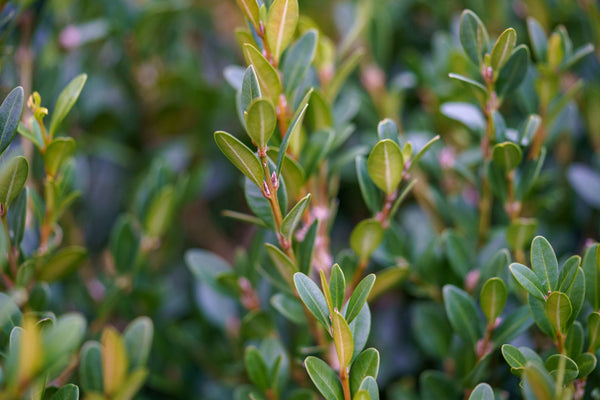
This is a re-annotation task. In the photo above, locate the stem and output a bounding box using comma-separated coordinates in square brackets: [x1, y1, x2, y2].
[341, 369, 351, 400]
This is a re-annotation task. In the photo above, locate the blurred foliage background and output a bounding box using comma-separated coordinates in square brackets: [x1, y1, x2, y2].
[1, 0, 600, 398]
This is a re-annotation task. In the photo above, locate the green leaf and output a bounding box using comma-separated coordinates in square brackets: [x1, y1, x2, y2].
[480, 277, 507, 322]
[442, 285, 483, 345]
[368, 265, 409, 302]
[270, 293, 306, 324]
[243, 44, 282, 104]
[144, 185, 176, 238]
[522, 362, 555, 400]
[332, 310, 353, 370]
[0, 156, 28, 208]
[501, 344, 527, 370]
[575, 352, 596, 378]
[509, 262, 546, 300]
[330, 264, 346, 311]
[468, 383, 494, 400]
[265, 243, 297, 285]
[245, 98, 277, 148]
[448, 73, 486, 95]
[355, 156, 382, 214]
[558, 255, 580, 292]
[350, 219, 383, 262]
[358, 376, 378, 400]
[565, 321, 584, 359]
[214, 130, 263, 187]
[367, 139, 403, 195]
[529, 295, 554, 336]
[240, 66, 262, 117]
[345, 274, 375, 324]
[305, 356, 344, 400]
[7, 188, 27, 246]
[588, 312, 600, 352]
[459, 10, 489, 66]
[236, 0, 260, 29]
[492, 306, 533, 347]
[44, 137, 76, 177]
[545, 354, 578, 383]
[496, 45, 530, 97]
[293, 273, 330, 329]
[113, 368, 148, 400]
[491, 28, 516, 71]
[266, 0, 299, 63]
[327, 48, 363, 102]
[280, 193, 311, 239]
[561, 43, 594, 71]
[38, 246, 87, 282]
[527, 18, 547, 61]
[582, 243, 600, 310]
[80, 341, 103, 393]
[491, 142, 522, 172]
[519, 114, 542, 146]
[0, 86, 24, 155]
[49, 74, 87, 138]
[268, 148, 305, 199]
[44, 313, 87, 370]
[349, 348, 379, 396]
[352, 390, 370, 400]
[349, 304, 371, 357]
[530, 236, 559, 292]
[282, 30, 318, 97]
[109, 214, 140, 274]
[409, 135, 441, 170]
[276, 90, 310, 176]
[545, 291, 571, 336]
[565, 268, 584, 331]
[506, 218, 537, 251]
[123, 316, 153, 371]
[412, 302, 451, 358]
[245, 346, 271, 392]
[444, 230, 471, 279]
[17, 121, 43, 149]
[49, 384, 79, 400]
[377, 119, 399, 142]
[298, 221, 317, 274]
[440, 102, 485, 131]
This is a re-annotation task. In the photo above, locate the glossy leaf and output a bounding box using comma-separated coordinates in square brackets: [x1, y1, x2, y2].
[214, 130, 263, 187]
[459, 10, 489, 65]
[265, 243, 297, 284]
[293, 273, 330, 329]
[345, 274, 375, 324]
[245, 98, 277, 148]
[280, 193, 311, 239]
[0, 156, 28, 208]
[545, 291, 571, 335]
[243, 44, 282, 104]
[367, 139, 403, 195]
[350, 219, 383, 262]
[49, 74, 87, 138]
[305, 356, 344, 400]
[491, 28, 516, 71]
[282, 30, 317, 97]
[468, 383, 494, 400]
[480, 277, 507, 322]
[349, 348, 379, 396]
[332, 310, 353, 370]
[509, 262, 546, 300]
[236, 0, 260, 29]
[266, 0, 299, 63]
[491, 142, 522, 172]
[101, 327, 128, 397]
[443, 285, 483, 345]
[496, 45, 530, 97]
[530, 236, 559, 292]
[0, 86, 24, 155]
[245, 347, 271, 391]
[330, 264, 346, 311]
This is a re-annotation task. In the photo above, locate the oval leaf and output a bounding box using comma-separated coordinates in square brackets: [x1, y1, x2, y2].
[0, 86, 24, 155]
[545, 291, 572, 336]
[345, 274, 375, 324]
[305, 356, 344, 400]
[367, 139, 403, 195]
[0, 156, 28, 209]
[266, 0, 299, 64]
[491, 28, 516, 71]
[480, 277, 507, 322]
[49, 74, 87, 138]
[214, 130, 263, 187]
[293, 272, 330, 330]
[350, 219, 383, 262]
[280, 193, 311, 239]
[531, 236, 559, 292]
[245, 98, 277, 148]
[332, 310, 353, 370]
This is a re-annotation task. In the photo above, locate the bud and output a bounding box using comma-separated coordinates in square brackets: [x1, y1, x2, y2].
[262, 181, 271, 198]
[271, 171, 279, 190]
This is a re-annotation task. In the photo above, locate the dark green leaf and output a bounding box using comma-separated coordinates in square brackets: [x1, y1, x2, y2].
[293, 273, 330, 329]
[491, 142, 522, 172]
[545, 354, 578, 383]
[527, 18, 547, 61]
[123, 316, 153, 371]
[304, 356, 344, 400]
[442, 285, 483, 345]
[270, 293, 306, 324]
[0, 156, 28, 208]
[345, 274, 375, 324]
[459, 10, 489, 65]
[545, 291, 571, 336]
[480, 277, 507, 322]
[330, 264, 346, 311]
[80, 341, 103, 393]
[496, 45, 530, 97]
[0, 86, 24, 155]
[583, 243, 600, 309]
[38, 246, 87, 282]
[49, 74, 87, 138]
[355, 156, 382, 214]
[349, 348, 379, 396]
[245, 347, 271, 392]
[214, 130, 263, 188]
[509, 262, 546, 300]
[280, 193, 311, 239]
[530, 236, 559, 292]
[282, 30, 317, 97]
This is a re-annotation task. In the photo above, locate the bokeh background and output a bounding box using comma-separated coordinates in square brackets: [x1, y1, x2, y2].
[1, 0, 600, 398]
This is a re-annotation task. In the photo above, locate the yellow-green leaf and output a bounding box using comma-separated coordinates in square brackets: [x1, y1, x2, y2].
[491, 28, 517, 72]
[332, 310, 354, 371]
[0, 156, 28, 208]
[367, 139, 403, 195]
[266, 0, 299, 64]
[243, 43, 282, 104]
[102, 327, 128, 397]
